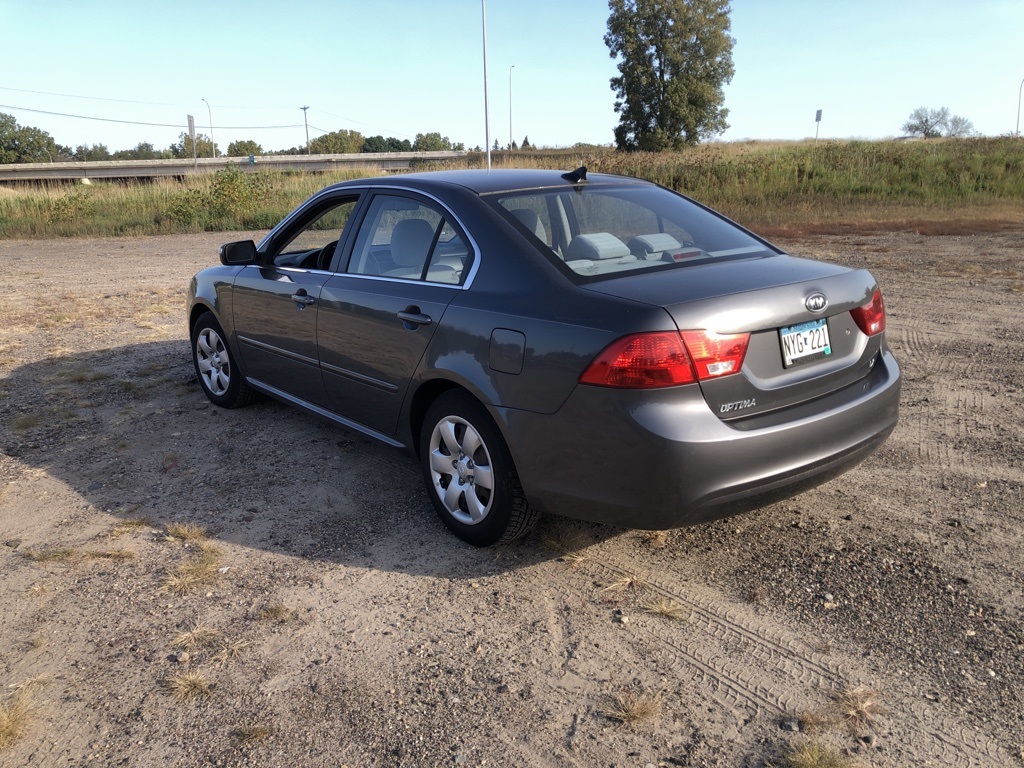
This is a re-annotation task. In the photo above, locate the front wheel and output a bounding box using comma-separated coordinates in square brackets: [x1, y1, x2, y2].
[420, 391, 539, 546]
[191, 312, 255, 408]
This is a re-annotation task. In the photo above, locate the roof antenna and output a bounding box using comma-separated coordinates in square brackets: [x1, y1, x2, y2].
[562, 166, 587, 183]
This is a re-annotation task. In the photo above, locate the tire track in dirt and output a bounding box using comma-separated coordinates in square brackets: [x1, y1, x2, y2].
[574, 550, 1016, 768]
[583, 558, 843, 712]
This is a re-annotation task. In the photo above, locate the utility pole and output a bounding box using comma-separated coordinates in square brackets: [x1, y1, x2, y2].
[301, 106, 311, 154]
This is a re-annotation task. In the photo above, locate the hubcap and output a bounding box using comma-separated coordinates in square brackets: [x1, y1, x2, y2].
[428, 415, 494, 526]
[196, 328, 231, 397]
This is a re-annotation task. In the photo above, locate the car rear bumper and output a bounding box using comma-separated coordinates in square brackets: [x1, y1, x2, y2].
[497, 349, 901, 529]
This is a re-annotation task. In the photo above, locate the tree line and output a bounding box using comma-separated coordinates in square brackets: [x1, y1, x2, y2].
[0, 113, 467, 164]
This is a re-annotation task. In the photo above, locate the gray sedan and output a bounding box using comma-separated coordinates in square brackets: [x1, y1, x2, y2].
[187, 168, 900, 546]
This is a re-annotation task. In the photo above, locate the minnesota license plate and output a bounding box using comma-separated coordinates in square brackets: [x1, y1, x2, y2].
[780, 318, 832, 367]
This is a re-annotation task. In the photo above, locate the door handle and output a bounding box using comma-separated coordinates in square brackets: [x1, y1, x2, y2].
[291, 293, 316, 306]
[397, 310, 432, 328]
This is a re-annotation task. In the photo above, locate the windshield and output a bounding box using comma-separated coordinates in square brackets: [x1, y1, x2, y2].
[489, 184, 776, 281]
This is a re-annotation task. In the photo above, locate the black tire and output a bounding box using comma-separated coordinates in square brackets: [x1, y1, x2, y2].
[191, 312, 255, 408]
[420, 391, 539, 546]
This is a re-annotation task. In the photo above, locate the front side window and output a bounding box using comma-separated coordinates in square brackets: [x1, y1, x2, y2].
[273, 198, 358, 269]
[347, 194, 470, 285]
[491, 185, 776, 281]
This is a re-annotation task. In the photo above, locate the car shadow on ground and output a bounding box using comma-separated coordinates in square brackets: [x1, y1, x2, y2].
[0, 341, 619, 578]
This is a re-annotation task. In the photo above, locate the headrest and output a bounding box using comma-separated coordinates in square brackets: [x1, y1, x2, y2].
[565, 233, 631, 261]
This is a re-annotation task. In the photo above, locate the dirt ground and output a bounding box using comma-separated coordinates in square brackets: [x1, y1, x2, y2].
[0, 229, 1021, 768]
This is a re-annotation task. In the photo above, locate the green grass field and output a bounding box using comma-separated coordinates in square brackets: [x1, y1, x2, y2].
[1, 138, 1022, 239]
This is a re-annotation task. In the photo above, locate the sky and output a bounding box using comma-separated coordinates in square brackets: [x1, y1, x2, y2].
[1, 0, 1022, 155]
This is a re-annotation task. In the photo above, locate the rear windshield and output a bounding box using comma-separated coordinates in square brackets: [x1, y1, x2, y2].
[488, 184, 776, 281]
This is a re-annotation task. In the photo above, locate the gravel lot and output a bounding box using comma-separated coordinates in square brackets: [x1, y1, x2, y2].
[0, 230, 1021, 767]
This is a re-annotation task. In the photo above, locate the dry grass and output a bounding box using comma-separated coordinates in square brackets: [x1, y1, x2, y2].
[258, 603, 293, 623]
[59, 368, 108, 383]
[163, 544, 223, 595]
[83, 549, 136, 562]
[6, 676, 51, 692]
[601, 574, 649, 594]
[164, 671, 212, 699]
[640, 597, 688, 621]
[233, 725, 272, 744]
[22, 546, 75, 563]
[171, 622, 218, 651]
[26, 582, 49, 597]
[638, 530, 670, 548]
[543, 529, 591, 557]
[212, 640, 251, 665]
[0, 694, 32, 749]
[768, 740, 862, 768]
[599, 690, 662, 725]
[10, 413, 42, 433]
[110, 517, 153, 537]
[834, 685, 886, 735]
[795, 709, 839, 735]
[164, 522, 209, 542]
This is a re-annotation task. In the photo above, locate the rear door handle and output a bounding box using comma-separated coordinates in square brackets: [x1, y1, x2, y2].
[291, 292, 316, 306]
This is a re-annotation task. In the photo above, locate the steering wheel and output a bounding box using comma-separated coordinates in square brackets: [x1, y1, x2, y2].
[316, 240, 339, 270]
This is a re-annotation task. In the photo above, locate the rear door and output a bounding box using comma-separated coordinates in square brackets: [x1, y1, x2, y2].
[316, 191, 472, 436]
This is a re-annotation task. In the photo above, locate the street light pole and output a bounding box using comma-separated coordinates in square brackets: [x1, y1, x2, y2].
[1017, 77, 1023, 137]
[482, 0, 491, 170]
[509, 64, 515, 150]
[201, 98, 214, 157]
[301, 106, 310, 154]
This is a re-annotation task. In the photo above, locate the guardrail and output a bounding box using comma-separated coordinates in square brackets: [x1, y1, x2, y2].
[0, 151, 468, 182]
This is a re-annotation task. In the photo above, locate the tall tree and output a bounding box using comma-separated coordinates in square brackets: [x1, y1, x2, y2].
[227, 139, 263, 156]
[74, 143, 111, 161]
[945, 114, 976, 138]
[414, 132, 456, 151]
[605, 0, 734, 151]
[170, 132, 217, 159]
[309, 129, 364, 154]
[112, 142, 163, 160]
[901, 107, 950, 139]
[0, 112, 65, 163]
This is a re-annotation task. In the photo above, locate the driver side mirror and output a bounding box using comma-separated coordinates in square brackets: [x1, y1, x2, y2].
[219, 240, 257, 265]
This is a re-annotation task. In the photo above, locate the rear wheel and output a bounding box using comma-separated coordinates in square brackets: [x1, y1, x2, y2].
[191, 312, 255, 408]
[420, 391, 539, 546]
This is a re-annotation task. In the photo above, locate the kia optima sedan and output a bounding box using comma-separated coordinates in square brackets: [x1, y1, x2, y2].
[187, 168, 900, 546]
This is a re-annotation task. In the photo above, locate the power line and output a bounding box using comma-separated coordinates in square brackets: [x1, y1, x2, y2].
[0, 85, 177, 106]
[0, 104, 303, 130]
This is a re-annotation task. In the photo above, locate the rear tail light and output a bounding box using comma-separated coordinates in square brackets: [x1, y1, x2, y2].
[680, 330, 750, 379]
[579, 330, 749, 389]
[850, 289, 886, 336]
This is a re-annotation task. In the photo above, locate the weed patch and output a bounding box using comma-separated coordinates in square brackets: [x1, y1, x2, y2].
[599, 690, 662, 726]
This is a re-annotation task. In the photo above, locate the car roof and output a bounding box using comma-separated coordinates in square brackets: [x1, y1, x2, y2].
[328, 168, 652, 196]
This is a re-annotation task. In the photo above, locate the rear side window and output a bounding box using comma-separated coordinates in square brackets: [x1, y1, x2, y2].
[347, 194, 471, 285]
[491, 185, 775, 281]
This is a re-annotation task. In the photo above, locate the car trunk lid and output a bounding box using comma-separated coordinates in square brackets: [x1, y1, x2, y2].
[583, 255, 884, 420]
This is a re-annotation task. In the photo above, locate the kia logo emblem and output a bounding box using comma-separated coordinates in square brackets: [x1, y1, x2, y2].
[805, 292, 828, 313]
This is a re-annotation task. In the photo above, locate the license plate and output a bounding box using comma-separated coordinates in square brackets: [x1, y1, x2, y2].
[780, 318, 832, 367]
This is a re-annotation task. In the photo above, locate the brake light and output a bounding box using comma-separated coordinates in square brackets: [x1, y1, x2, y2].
[579, 332, 696, 388]
[681, 330, 750, 379]
[579, 330, 750, 388]
[850, 289, 886, 336]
